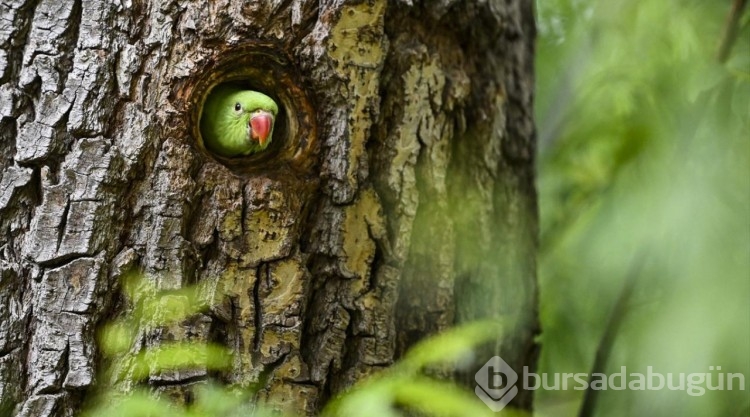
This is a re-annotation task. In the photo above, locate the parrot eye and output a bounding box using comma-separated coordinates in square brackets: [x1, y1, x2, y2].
[234, 102, 242, 112]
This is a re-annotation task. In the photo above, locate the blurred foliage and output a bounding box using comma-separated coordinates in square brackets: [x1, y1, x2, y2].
[82, 276, 507, 417]
[82, 275, 247, 417]
[322, 321, 512, 417]
[535, 0, 749, 416]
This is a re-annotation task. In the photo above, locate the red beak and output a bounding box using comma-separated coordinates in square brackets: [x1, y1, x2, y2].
[250, 112, 273, 146]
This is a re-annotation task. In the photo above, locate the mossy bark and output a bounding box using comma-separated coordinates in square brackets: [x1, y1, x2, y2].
[0, 0, 538, 415]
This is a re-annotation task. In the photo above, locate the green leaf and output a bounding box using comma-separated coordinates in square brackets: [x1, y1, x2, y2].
[396, 320, 503, 374]
[99, 321, 136, 355]
[323, 379, 399, 417]
[81, 391, 183, 417]
[116, 343, 232, 382]
[391, 376, 495, 417]
[185, 384, 253, 417]
[323, 321, 507, 417]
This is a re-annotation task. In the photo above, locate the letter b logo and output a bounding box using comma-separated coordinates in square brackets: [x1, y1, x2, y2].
[488, 366, 508, 389]
[475, 356, 518, 412]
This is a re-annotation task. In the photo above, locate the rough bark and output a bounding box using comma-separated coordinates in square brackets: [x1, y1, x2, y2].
[0, 0, 538, 415]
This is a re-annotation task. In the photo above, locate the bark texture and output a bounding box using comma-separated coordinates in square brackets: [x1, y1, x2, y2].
[0, 0, 538, 415]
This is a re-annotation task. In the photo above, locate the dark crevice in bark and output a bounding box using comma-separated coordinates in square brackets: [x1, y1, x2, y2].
[0, 119, 18, 174]
[317, 344, 338, 409]
[240, 189, 248, 236]
[54, 198, 70, 253]
[36, 253, 90, 270]
[1, 0, 39, 86]
[56, 0, 83, 93]
[197, 228, 220, 269]
[333, 303, 361, 389]
[15, 303, 33, 403]
[365, 236, 384, 293]
[0, 346, 19, 359]
[57, 342, 71, 393]
[55, 108, 75, 156]
[149, 374, 207, 387]
[251, 264, 264, 353]
[254, 350, 291, 397]
[206, 316, 230, 385]
[290, 3, 320, 48]
[18, 65, 41, 107]
[27, 166, 42, 209]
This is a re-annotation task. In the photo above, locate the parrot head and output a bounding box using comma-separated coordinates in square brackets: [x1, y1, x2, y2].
[234, 91, 278, 148]
[200, 86, 280, 157]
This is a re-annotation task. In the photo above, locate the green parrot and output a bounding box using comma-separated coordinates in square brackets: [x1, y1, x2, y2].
[200, 85, 279, 157]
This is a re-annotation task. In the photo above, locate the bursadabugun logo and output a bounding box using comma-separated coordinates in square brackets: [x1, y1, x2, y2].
[474, 356, 519, 412]
[475, 356, 748, 412]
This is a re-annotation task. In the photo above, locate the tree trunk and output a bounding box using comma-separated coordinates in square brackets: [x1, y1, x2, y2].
[0, 0, 538, 415]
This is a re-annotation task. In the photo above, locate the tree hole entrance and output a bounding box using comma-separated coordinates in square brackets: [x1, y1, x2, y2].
[182, 43, 318, 177]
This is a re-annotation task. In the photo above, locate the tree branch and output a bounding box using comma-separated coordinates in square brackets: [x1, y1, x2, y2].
[717, 0, 748, 63]
[578, 254, 645, 417]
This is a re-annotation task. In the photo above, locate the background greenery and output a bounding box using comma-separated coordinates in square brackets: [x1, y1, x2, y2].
[535, 0, 749, 416]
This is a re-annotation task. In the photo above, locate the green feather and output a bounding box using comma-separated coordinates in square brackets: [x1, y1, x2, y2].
[200, 85, 279, 157]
